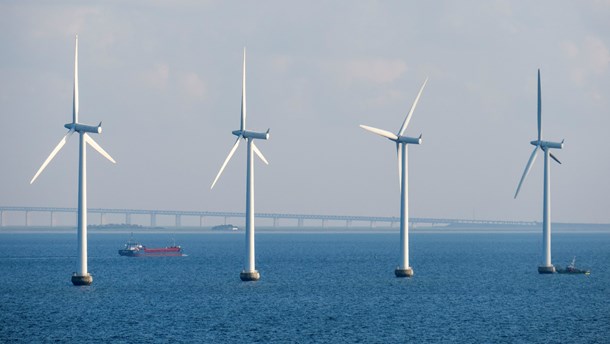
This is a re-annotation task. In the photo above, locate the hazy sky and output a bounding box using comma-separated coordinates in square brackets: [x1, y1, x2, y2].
[1, 1, 609, 224]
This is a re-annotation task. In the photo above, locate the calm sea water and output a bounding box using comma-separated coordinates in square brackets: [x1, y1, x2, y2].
[0, 231, 608, 343]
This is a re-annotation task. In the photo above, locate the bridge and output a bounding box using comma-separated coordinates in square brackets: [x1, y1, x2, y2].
[0, 206, 536, 228]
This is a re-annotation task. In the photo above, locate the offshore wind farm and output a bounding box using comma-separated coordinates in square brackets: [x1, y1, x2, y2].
[2, 2, 610, 343]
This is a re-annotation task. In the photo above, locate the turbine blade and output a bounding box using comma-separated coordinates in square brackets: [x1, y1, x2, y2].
[30, 130, 74, 184]
[211, 137, 241, 189]
[359, 125, 398, 140]
[537, 69, 541, 141]
[241, 47, 246, 132]
[550, 152, 561, 164]
[73, 34, 79, 124]
[514, 146, 539, 199]
[85, 134, 116, 163]
[252, 142, 269, 165]
[397, 142, 402, 189]
[399, 77, 428, 136]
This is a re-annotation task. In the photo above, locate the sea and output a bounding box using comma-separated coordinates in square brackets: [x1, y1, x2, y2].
[0, 230, 608, 343]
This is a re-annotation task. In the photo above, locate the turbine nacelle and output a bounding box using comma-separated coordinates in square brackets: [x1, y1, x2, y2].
[65, 122, 102, 134]
[530, 140, 563, 150]
[232, 129, 270, 140]
[395, 135, 422, 145]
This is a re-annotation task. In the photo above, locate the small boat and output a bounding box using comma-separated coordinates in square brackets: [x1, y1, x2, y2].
[118, 237, 184, 257]
[556, 257, 590, 275]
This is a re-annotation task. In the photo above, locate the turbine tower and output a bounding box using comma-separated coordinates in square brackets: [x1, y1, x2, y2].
[514, 69, 563, 274]
[360, 78, 428, 278]
[211, 48, 270, 282]
[30, 35, 116, 286]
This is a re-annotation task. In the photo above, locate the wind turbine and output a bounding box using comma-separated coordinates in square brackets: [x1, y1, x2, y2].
[514, 69, 563, 274]
[30, 35, 116, 286]
[211, 48, 270, 282]
[360, 78, 428, 278]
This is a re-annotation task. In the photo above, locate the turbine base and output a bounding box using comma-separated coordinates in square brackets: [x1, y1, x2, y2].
[395, 267, 414, 278]
[538, 265, 556, 274]
[71, 273, 93, 286]
[240, 270, 260, 282]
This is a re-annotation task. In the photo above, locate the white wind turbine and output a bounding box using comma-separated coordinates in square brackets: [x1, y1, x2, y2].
[514, 69, 563, 274]
[211, 48, 270, 281]
[360, 78, 428, 278]
[30, 35, 116, 286]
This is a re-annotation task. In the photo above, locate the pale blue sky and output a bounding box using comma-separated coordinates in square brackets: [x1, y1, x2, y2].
[1, 1, 609, 224]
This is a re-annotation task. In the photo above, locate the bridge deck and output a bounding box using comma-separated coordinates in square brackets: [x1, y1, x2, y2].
[0, 206, 537, 227]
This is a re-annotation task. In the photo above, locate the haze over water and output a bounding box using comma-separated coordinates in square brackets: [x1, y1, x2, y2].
[1, 230, 608, 343]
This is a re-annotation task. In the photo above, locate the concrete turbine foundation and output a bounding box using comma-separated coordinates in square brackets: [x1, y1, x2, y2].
[240, 270, 260, 281]
[71, 273, 93, 286]
[538, 265, 556, 274]
[395, 267, 414, 278]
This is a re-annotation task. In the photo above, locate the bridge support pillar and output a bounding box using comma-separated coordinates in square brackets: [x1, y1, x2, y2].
[50, 212, 55, 227]
[25, 211, 30, 227]
[346, 220, 352, 228]
[370, 221, 375, 228]
[100, 213, 106, 226]
[199, 216, 204, 228]
[273, 218, 278, 228]
[151, 213, 157, 227]
[322, 219, 326, 228]
[0, 210, 3, 227]
[126, 213, 131, 225]
[224, 216, 228, 225]
[176, 215, 181, 227]
[298, 218, 304, 227]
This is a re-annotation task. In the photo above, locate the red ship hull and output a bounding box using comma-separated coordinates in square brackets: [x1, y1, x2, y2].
[141, 247, 183, 256]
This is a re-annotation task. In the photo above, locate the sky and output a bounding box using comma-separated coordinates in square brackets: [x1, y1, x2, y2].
[1, 1, 609, 224]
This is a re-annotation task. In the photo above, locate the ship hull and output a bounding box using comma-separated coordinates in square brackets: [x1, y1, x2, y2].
[557, 268, 590, 275]
[119, 246, 183, 257]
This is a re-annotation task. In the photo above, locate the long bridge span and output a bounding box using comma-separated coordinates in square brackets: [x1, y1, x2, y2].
[0, 206, 536, 228]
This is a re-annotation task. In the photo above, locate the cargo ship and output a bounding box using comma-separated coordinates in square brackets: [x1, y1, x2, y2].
[118, 239, 184, 257]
